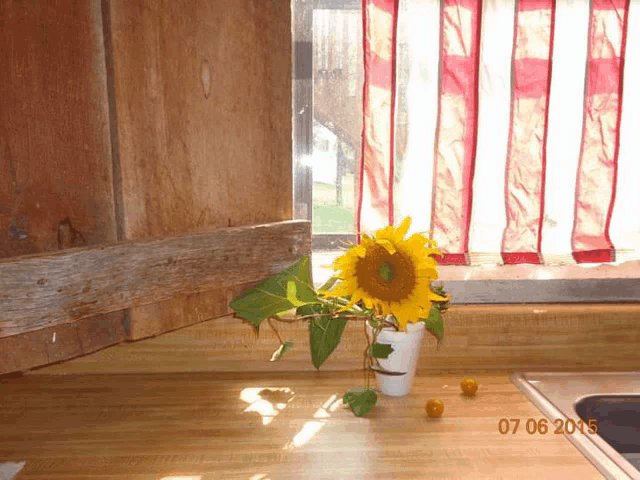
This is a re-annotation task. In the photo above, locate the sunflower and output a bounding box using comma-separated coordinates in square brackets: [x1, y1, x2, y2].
[320, 216, 448, 331]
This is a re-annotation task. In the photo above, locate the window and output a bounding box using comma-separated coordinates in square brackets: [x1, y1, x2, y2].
[292, 0, 640, 302]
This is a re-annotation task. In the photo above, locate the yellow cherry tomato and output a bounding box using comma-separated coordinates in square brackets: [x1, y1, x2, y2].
[426, 398, 445, 418]
[461, 377, 478, 396]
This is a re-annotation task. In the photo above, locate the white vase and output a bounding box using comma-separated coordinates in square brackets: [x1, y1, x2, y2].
[367, 319, 425, 397]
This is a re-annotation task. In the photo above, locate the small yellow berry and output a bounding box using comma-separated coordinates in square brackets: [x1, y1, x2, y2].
[426, 398, 445, 418]
[461, 377, 478, 396]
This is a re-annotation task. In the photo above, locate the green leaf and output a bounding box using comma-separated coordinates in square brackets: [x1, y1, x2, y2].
[422, 306, 444, 344]
[301, 303, 348, 369]
[286, 276, 320, 307]
[229, 256, 313, 329]
[270, 341, 294, 362]
[343, 388, 377, 417]
[369, 342, 393, 359]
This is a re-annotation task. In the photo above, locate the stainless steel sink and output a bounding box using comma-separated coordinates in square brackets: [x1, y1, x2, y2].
[511, 372, 640, 480]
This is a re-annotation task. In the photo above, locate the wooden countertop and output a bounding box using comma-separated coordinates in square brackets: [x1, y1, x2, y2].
[0, 371, 603, 479]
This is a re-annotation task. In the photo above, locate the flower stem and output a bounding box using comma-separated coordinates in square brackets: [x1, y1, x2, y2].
[294, 313, 374, 321]
[363, 318, 370, 389]
[268, 313, 370, 323]
[267, 317, 285, 345]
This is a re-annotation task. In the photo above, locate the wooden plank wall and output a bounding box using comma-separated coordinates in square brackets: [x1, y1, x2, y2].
[0, 0, 129, 372]
[0, 0, 294, 373]
[0, 0, 118, 258]
[109, 0, 292, 239]
[107, 0, 292, 340]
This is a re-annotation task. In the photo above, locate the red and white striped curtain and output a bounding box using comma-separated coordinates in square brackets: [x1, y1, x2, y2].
[357, 0, 640, 265]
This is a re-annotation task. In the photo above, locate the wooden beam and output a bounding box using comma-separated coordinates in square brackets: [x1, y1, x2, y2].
[0, 220, 311, 339]
[0, 311, 127, 374]
[124, 280, 263, 341]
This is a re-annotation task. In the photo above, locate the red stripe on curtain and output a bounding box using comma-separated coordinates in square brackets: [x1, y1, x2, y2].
[430, 0, 482, 265]
[571, 0, 629, 263]
[356, 0, 399, 243]
[501, 0, 555, 265]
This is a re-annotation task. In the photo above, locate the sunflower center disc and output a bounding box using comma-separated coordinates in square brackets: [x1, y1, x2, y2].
[354, 244, 417, 303]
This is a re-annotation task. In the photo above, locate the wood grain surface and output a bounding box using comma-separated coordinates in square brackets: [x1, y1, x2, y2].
[0, 220, 310, 339]
[0, 0, 296, 373]
[0, 312, 127, 374]
[108, 0, 292, 239]
[0, 0, 125, 374]
[0, 371, 603, 479]
[106, 0, 293, 346]
[125, 280, 262, 340]
[33, 304, 640, 374]
[0, 0, 117, 258]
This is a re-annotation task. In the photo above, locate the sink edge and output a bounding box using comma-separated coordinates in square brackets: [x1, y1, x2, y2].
[510, 372, 638, 480]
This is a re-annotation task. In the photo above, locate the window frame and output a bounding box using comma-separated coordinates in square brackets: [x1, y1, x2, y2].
[292, 0, 640, 304]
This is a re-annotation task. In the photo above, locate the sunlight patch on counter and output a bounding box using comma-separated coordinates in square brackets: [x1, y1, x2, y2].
[284, 394, 343, 450]
[240, 387, 295, 426]
[0, 462, 26, 480]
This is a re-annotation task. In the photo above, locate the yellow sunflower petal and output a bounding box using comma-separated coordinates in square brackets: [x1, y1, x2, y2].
[396, 216, 412, 240]
[352, 244, 368, 258]
[429, 291, 449, 302]
[393, 303, 420, 330]
[415, 266, 439, 280]
[361, 296, 374, 310]
[331, 255, 348, 268]
[405, 233, 428, 251]
[376, 239, 396, 255]
[420, 247, 443, 258]
[377, 300, 390, 315]
[374, 225, 395, 241]
[393, 309, 411, 331]
[349, 291, 364, 306]
[335, 296, 359, 313]
[412, 281, 433, 300]
[320, 281, 354, 298]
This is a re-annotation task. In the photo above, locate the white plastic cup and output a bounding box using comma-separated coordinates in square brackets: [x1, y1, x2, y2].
[367, 320, 425, 397]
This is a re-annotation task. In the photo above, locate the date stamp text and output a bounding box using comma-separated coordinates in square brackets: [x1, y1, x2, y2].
[498, 418, 598, 435]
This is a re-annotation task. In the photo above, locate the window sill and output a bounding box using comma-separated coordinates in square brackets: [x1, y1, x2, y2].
[312, 251, 640, 285]
[311, 251, 640, 304]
